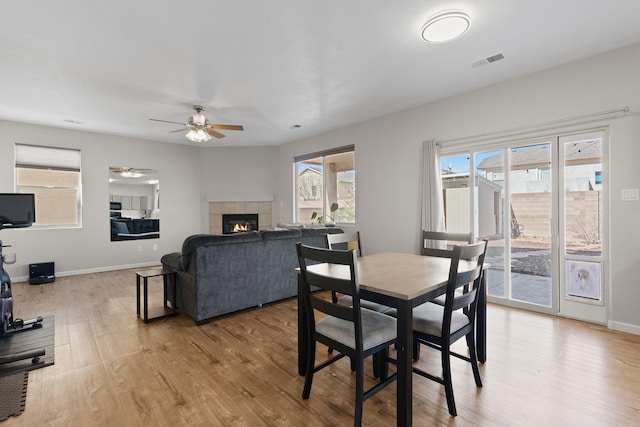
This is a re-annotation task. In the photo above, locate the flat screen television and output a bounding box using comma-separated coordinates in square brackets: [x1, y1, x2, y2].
[0, 193, 36, 228]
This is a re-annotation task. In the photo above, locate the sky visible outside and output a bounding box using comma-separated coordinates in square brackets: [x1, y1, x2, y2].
[441, 151, 500, 175]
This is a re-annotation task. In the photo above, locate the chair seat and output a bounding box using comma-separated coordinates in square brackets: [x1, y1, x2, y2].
[317, 308, 397, 350]
[337, 295, 395, 315]
[412, 302, 470, 337]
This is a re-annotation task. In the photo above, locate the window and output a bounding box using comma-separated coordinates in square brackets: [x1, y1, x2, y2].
[15, 144, 82, 228]
[295, 145, 355, 224]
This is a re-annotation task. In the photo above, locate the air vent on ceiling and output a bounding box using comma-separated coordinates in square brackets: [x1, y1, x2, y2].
[471, 53, 505, 69]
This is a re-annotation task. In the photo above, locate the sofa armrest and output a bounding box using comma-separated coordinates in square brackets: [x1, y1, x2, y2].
[161, 252, 183, 272]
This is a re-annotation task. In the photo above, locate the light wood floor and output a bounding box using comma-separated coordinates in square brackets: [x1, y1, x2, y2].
[4, 268, 640, 426]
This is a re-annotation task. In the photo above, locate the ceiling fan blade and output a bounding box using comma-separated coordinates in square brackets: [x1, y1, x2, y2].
[209, 124, 244, 131]
[149, 118, 187, 126]
[169, 127, 191, 133]
[207, 129, 226, 139]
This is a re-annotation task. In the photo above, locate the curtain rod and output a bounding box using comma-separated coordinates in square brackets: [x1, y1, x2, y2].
[437, 106, 631, 147]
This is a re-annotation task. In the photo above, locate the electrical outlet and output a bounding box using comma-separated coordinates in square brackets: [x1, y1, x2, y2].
[137, 245, 142, 252]
[153, 244, 158, 251]
[621, 188, 639, 201]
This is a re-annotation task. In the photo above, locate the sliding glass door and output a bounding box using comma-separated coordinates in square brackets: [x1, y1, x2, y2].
[559, 132, 606, 323]
[440, 129, 608, 322]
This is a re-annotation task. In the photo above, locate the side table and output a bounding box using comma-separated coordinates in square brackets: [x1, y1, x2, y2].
[136, 268, 178, 323]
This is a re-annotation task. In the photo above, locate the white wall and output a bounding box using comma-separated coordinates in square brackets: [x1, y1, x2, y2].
[196, 146, 279, 231]
[2, 42, 639, 331]
[0, 121, 202, 279]
[277, 43, 640, 331]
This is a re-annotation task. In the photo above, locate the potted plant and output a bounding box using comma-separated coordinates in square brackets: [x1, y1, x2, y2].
[310, 202, 338, 226]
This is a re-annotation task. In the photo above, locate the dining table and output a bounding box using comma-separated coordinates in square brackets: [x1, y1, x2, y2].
[296, 251, 487, 427]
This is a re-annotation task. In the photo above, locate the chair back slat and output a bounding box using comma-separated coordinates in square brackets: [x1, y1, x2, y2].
[326, 231, 362, 256]
[305, 270, 354, 295]
[311, 296, 355, 321]
[422, 230, 473, 257]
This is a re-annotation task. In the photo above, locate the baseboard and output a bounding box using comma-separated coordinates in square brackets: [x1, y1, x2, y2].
[12, 261, 161, 283]
[608, 320, 640, 336]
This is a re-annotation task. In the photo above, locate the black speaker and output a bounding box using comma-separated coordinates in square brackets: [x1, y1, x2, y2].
[29, 262, 55, 284]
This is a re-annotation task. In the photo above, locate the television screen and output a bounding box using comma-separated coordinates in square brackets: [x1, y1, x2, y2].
[0, 193, 36, 228]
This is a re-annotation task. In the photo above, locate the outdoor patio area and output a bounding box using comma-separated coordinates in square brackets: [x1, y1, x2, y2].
[485, 241, 552, 307]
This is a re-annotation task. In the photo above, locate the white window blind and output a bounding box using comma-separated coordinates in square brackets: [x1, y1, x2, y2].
[15, 144, 81, 171]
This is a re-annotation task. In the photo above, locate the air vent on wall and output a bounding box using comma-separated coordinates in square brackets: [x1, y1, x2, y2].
[471, 53, 505, 69]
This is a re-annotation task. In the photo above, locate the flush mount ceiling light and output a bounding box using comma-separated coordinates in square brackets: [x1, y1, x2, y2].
[421, 11, 470, 43]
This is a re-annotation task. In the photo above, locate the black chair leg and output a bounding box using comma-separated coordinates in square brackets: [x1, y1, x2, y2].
[372, 349, 389, 379]
[413, 336, 421, 361]
[441, 346, 457, 416]
[378, 347, 389, 380]
[466, 332, 483, 387]
[354, 358, 364, 427]
[303, 340, 316, 399]
[373, 352, 380, 378]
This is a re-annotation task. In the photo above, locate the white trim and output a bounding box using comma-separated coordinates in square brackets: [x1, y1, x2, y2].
[607, 320, 640, 336]
[11, 261, 160, 283]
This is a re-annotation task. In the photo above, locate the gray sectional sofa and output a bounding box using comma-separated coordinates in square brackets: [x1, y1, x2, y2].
[161, 227, 343, 324]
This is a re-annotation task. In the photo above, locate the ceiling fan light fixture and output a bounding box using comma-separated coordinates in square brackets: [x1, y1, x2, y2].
[121, 170, 142, 178]
[421, 11, 470, 43]
[186, 129, 212, 143]
[192, 112, 206, 126]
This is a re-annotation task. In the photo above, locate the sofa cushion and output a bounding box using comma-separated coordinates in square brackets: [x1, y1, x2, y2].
[260, 229, 302, 240]
[113, 221, 129, 234]
[180, 231, 263, 270]
[300, 227, 344, 238]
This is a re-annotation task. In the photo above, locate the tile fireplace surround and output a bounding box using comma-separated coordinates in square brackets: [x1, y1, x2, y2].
[209, 201, 272, 234]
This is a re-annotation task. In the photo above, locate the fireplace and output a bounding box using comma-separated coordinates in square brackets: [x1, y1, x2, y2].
[222, 213, 259, 234]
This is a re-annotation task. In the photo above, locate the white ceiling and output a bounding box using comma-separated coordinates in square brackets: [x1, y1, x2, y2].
[2, 1, 640, 147]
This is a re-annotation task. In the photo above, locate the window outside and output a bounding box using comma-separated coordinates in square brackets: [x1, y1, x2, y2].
[295, 148, 355, 224]
[15, 144, 82, 228]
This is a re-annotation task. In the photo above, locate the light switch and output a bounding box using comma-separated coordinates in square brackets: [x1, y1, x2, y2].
[621, 188, 639, 201]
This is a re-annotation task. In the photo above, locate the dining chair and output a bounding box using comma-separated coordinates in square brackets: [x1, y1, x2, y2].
[411, 240, 488, 417]
[326, 232, 392, 313]
[325, 231, 392, 378]
[296, 243, 398, 427]
[422, 231, 474, 306]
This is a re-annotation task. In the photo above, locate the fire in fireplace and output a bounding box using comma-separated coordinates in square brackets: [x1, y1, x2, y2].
[222, 213, 259, 234]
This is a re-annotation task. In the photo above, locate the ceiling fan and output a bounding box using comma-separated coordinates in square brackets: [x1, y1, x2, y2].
[149, 105, 244, 142]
